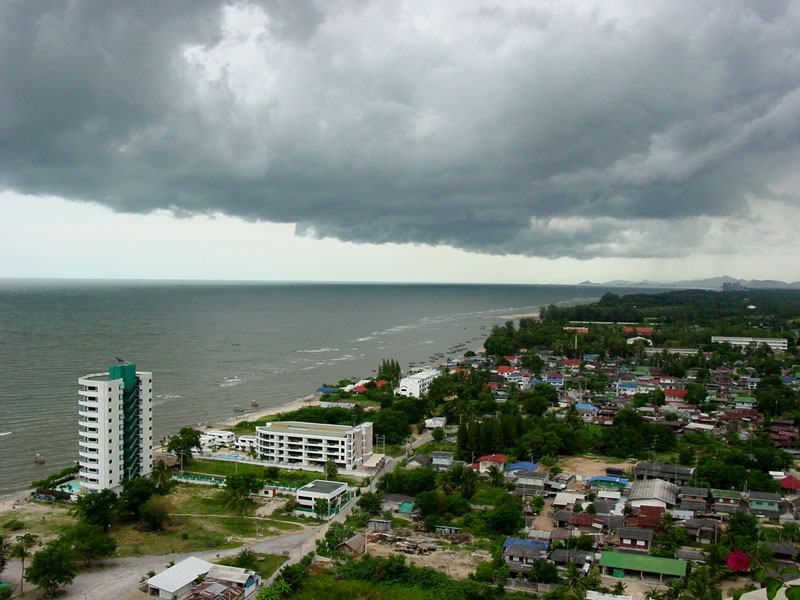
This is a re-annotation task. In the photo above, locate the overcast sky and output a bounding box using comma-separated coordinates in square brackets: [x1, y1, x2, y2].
[2, 0, 799, 284]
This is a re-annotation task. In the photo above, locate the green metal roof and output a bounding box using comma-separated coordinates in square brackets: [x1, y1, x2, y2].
[712, 489, 741, 499]
[398, 501, 415, 514]
[599, 552, 687, 577]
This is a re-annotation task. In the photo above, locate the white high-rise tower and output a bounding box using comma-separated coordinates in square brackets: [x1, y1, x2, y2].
[78, 362, 153, 492]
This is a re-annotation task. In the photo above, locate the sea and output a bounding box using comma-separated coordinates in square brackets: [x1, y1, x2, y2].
[0, 280, 655, 495]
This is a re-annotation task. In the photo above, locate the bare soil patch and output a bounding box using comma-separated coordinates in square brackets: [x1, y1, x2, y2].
[366, 541, 488, 579]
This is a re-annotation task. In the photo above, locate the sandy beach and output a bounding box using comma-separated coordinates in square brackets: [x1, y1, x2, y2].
[221, 394, 319, 427]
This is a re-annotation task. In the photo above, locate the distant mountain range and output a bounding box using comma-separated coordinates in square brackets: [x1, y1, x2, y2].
[578, 276, 800, 290]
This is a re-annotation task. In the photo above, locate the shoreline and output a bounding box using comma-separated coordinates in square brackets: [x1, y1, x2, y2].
[214, 394, 320, 428]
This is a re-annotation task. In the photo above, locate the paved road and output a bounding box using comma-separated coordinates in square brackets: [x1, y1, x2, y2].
[1, 433, 432, 599]
[1, 527, 318, 600]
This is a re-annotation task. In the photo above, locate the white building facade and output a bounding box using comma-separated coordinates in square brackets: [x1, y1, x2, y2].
[255, 421, 373, 470]
[396, 369, 442, 398]
[78, 363, 153, 492]
[295, 479, 349, 518]
[711, 336, 788, 351]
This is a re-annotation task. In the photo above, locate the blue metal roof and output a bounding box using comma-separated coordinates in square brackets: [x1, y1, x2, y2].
[316, 387, 340, 393]
[575, 403, 599, 412]
[589, 475, 629, 485]
[503, 537, 538, 548]
[507, 461, 538, 472]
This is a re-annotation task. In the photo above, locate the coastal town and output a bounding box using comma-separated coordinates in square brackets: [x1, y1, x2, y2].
[2, 289, 800, 600]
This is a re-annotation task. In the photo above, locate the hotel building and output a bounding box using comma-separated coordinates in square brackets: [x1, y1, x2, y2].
[255, 421, 373, 470]
[396, 369, 441, 398]
[78, 362, 153, 492]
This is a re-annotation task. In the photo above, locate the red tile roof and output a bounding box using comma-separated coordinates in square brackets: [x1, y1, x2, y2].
[477, 454, 507, 464]
[497, 365, 515, 374]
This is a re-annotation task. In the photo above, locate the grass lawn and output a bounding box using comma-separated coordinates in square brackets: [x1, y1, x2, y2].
[412, 441, 458, 456]
[169, 483, 258, 517]
[383, 444, 406, 457]
[216, 553, 288, 579]
[183, 459, 361, 487]
[0, 500, 76, 542]
[470, 483, 508, 507]
[292, 572, 433, 600]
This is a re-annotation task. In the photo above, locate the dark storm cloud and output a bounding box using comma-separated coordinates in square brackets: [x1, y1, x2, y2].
[1, 0, 800, 258]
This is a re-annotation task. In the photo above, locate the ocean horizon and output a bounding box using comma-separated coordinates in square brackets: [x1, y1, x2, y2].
[0, 279, 656, 494]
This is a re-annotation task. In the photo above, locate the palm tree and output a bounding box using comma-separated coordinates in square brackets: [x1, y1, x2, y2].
[486, 465, 504, 487]
[12, 533, 39, 594]
[150, 460, 173, 492]
[459, 467, 479, 499]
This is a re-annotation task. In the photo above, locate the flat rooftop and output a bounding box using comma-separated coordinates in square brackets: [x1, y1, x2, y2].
[298, 479, 349, 494]
[258, 421, 368, 438]
[80, 373, 111, 382]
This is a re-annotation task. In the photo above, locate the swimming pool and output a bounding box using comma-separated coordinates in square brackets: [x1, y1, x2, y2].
[214, 453, 245, 460]
[57, 480, 82, 493]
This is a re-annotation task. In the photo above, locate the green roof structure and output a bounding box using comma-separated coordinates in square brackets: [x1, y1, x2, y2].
[599, 552, 687, 578]
[712, 489, 742, 499]
[398, 501, 415, 514]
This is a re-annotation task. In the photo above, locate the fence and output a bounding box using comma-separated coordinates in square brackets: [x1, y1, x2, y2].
[171, 472, 310, 494]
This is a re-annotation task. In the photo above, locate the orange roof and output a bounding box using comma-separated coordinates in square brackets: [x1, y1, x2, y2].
[477, 454, 507, 464]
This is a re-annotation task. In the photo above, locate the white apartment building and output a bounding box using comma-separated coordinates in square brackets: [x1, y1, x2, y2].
[78, 362, 153, 492]
[396, 369, 442, 398]
[255, 421, 373, 470]
[711, 336, 788, 351]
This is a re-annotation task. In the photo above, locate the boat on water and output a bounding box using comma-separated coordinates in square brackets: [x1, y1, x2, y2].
[0, 431, 11, 437]
[233, 405, 244, 413]
[34, 453, 45, 464]
[251, 400, 259, 407]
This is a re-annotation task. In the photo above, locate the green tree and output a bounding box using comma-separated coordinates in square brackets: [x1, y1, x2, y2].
[0, 535, 9, 579]
[166, 427, 202, 466]
[224, 473, 261, 522]
[319, 522, 353, 556]
[140, 495, 171, 531]
[685, 383, 708, 406]
[235, 548, 259, 570]
[25, 540, 77, 597]
[683, 566, 721, 600]
[325, 460, 338, 480]
[488, 495, 524, 535]
[150, 460, 174, 492]
[119, 477, 158, 521]
[528, 560, 559, 583]
[12, 532, 39, 595]
[70, 489, 118, 531]
[356, 492, 382, 514]
[724, 512, 760, 551]
[63, 523, 117, 566]
[314, 498, 329, 519]
[432, 427, 445, 442]
[486, 465, 505, 487]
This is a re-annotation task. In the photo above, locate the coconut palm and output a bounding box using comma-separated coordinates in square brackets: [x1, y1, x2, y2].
[150, 460, 173, 492]
[13, 532, 39, 594]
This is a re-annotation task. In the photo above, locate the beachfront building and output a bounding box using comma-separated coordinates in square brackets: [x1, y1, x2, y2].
[78, 362, 153, 493]
[396, 369, 442, 398]
[255, 421, 373, 470]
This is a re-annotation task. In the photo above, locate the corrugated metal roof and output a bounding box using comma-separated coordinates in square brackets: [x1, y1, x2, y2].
[599, 551, 687, 576]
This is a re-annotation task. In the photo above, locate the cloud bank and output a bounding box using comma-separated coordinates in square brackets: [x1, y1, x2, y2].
[1, 0, 799, 259]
